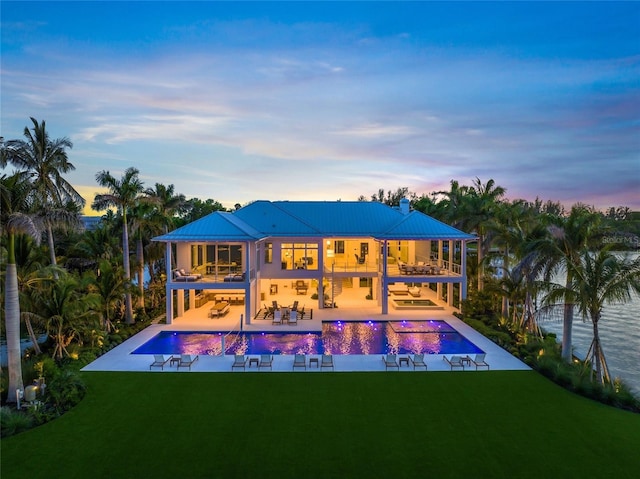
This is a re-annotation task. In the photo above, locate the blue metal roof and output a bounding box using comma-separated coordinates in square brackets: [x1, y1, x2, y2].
[383, 211, 476, 240]
[154, 200, 475, 242]
[153, 212, 261, 242]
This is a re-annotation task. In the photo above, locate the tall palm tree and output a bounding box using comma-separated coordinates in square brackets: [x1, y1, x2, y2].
[130, 201, 156, 310]
[543, 248, 640, 384]
[143, 183, 187, 282]
[459, 178, 506, 291]
[544, 205, 602, 361]
[0, 173, 40, 402]
[87, 259, 126, 332]
[4, 117, 84, 270]
[92, 167, 144, 324]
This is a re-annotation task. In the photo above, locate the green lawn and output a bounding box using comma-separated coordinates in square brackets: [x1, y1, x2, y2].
[2, 370, 639, 479]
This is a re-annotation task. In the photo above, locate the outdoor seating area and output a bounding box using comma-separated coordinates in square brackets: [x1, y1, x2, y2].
[383, 354, 399, 370]
[209, 301, 230, 318]
[173, 269, 201, 282]
[261, 300, 307, 324]
[398, 261, 445, 275]
[291, 280, 309, 295]
[150, 354, 200, 371]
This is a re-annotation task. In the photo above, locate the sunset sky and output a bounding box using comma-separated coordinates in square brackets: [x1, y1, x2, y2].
[2, 1, 639, 213]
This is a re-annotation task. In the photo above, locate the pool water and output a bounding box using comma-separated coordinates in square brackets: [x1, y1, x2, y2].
[132, 321, 484, 356]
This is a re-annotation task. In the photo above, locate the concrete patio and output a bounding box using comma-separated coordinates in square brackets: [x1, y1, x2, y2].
[82, 286, 530, 373]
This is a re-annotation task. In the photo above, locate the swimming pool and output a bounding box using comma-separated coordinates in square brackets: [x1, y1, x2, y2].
[132, 321, 484, 356]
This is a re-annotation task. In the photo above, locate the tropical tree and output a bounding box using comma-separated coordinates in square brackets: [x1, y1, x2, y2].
[87, 259, 126, 332]
[458, 178, 506, 291]
[92, 167, 144, 324]
[543, 204, 602, 361]
[143, 183, 187, 282]
[32, 274, 99, 359]
[0, 173, 40, 402]
[9, 234, 57, 355]
[542, 248, 640, 384]
[4, 117, 84, 270]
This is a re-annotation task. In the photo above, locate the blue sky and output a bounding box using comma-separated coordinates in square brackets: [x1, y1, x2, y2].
[2, 1, 639, 213]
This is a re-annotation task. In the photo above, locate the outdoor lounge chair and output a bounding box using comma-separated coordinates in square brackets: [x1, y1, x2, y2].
[288, 310, 298, 325]
[179, 268, 202, 279]
[173, 270, 199, 282]
[382, 354, 399, 370]
[272, 309, 283, 325]
[471, 353, 490, 370]
[443, 355, 465, 371]
[259, 354, 273, 370]
[321, 354, 334, 370]
[293, 354, 306, 370]
[232, 354, 247, 371]
[410, 353, 427, 370]
[150, 354, 171, 370]
[177, 354, 199, 371]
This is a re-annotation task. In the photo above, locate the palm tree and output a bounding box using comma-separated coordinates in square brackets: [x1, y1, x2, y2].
[459, 178, 506, 291]
[543, 248, 640, 384]
[92, 167, 144, 324]
[130, 201, 156, 310]
[9, 234, 58, 356]
[4, 118, 84, 270]
[143, 183, 187, 282]
[32, 274, 99, 359]
[0, 173, 40, 402]
[543, 205, 602, 361]
[87, 259, 126, 332]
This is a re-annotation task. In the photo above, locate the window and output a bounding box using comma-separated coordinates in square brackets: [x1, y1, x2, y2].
[334, 240, 345, 254]
[281, 243, 318, 270]
[265, 243, 273, 264]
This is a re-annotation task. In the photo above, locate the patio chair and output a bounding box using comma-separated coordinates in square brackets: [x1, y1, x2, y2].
[382, 354, 399, 371]
[410, 353, 427, 370]
[471, 353, 490, 370]
[150, 354, 171, 370]
[177, 354, 199, 371]
[443, 355, 465, 371]
[259, 354, 273, 370]
[321, 354, 334, 370]
[288, 310, 298, 325]
[293, 354, 306, 370]
[179, 268, 202, 279]
[272, 309, 283, 325]
[173, 270, 198, 282]
[232, 354, 247, 371]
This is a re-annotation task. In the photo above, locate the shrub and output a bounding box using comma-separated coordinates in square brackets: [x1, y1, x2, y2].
[0, 406, 33, 438]
[45, 370, 86, 414]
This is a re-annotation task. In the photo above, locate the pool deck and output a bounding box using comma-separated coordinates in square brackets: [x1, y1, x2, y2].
[82, 287, 530, 373]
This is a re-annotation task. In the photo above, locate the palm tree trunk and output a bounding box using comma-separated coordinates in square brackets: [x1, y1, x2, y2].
[24, 316, 42, 355]
[501, 252, 509, 318]
[589, 318, 611, 385]
[561, 272, 574, 362]
[122, 218, 134, 324]
[477, 234, 484, 291]
[136, 238, 145, 310]
[5, 261, 25, 403]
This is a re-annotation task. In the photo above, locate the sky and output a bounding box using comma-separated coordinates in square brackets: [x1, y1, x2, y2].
[2, 1, 639, 214]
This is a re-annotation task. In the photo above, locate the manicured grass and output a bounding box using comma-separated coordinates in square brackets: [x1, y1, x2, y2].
[2, 370, 639, 479]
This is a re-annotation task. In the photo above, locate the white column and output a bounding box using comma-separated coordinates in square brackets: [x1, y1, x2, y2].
[177, 289, 185, 317]
[188, 289, 196, 310]
[165, 243, 173, 324]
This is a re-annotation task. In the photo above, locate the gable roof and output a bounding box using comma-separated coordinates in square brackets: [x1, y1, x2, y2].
[153, 200, 475, 242]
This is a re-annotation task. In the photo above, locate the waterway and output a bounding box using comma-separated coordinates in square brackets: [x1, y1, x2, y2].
[540, 253, 640, 395]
